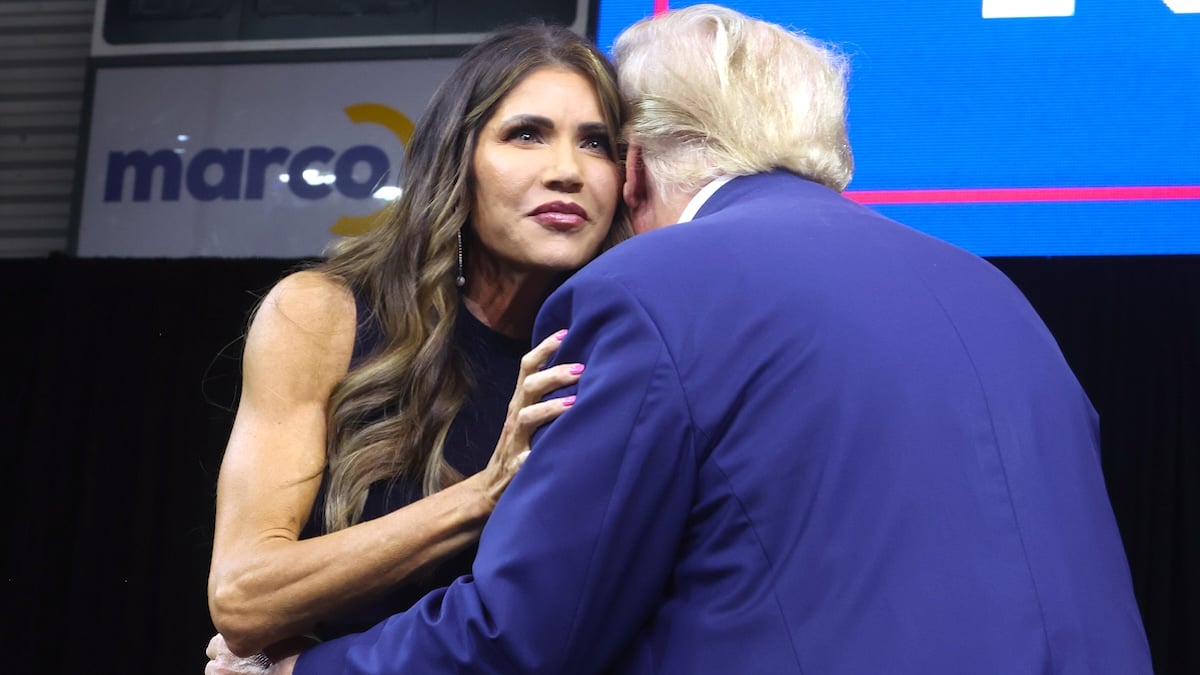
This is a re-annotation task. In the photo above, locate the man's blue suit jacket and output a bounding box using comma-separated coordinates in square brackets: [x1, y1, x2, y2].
[296, 171, 1151, 674]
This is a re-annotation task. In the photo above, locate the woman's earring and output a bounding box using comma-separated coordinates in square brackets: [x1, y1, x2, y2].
[455, 230, 466, 288]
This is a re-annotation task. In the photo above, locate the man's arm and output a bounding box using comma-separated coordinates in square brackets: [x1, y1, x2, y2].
[294, 273, 699, 674]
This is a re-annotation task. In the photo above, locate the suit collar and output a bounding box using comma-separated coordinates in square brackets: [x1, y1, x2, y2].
[678, 175, 735, 223]
[693, 170, 838, 221]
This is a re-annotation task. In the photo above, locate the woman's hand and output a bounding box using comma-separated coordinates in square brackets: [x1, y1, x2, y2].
[205, 634, 301, 675]
[204, 634, 271, 675]
[477, 329, 584, 506]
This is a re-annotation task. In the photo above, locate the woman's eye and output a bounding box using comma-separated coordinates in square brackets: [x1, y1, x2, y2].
[506, 127, 541, 143]
[584, 136, 611, 152]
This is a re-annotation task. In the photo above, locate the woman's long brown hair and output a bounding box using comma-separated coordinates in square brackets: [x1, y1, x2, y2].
[314, 24, 630, 532]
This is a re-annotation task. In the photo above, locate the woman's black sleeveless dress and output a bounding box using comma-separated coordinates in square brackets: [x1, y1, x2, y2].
[300, 297, 527, 640]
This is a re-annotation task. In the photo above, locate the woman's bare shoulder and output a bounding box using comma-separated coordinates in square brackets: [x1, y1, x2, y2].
[244, 270, 359, 391]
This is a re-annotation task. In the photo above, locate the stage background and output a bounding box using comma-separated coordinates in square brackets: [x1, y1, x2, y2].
[2, 0, 1196, 672]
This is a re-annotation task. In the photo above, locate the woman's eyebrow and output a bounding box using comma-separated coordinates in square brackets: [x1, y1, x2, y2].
[577, 122, 609, 136]
[498, 114, 554, 129]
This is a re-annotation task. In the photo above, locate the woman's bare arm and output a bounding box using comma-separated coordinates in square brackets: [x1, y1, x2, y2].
[207, 271, 579, 656]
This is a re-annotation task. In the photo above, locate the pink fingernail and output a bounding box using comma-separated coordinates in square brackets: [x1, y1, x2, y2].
[562, 395, 577, 407]
[569, 363, 585, 375]
[554, 329, 568, 341]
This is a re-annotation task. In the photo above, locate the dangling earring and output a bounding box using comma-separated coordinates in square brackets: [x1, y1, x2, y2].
[455, 230, 466, 288]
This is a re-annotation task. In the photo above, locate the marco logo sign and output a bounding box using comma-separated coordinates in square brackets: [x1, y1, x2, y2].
[102, 103, 413, 236]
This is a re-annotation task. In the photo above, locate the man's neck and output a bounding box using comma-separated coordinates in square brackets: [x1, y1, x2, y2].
[640, 175, 731, 233]
[676, 175, 734, 224]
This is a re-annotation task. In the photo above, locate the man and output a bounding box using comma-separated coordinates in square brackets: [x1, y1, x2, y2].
[267, 5, 1152, 673]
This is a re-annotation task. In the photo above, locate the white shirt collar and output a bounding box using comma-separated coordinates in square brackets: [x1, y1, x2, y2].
[676, 175, 735, 224]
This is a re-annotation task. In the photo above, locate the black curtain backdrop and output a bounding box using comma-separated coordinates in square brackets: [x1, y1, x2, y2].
[1, 254, 1196, 674]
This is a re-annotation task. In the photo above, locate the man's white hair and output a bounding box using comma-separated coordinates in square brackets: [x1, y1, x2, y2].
[614, 3, 854, 195]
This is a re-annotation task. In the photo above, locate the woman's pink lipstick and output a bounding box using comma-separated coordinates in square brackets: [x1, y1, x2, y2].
[529, 201, 588, 229]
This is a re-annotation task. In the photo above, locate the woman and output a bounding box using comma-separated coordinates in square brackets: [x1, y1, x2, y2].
[206, 23, 629, 668]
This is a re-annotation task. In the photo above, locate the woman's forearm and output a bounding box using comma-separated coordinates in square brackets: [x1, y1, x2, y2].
[209, 473, 493, 656]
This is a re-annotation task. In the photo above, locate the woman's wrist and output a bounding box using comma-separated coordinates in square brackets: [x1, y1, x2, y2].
[459, 469, 503, 520]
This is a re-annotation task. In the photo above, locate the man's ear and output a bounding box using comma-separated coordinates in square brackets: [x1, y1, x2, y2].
[623, 145, 646, 211]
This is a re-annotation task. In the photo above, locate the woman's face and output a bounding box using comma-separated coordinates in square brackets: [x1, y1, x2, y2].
[469, 66, 620, 280]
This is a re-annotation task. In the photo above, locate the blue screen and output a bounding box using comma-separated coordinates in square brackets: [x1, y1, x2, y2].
[597, 1, 1200, 256]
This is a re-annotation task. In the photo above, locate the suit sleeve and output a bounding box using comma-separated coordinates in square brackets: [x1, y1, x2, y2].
[294, 272, 698, 674]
